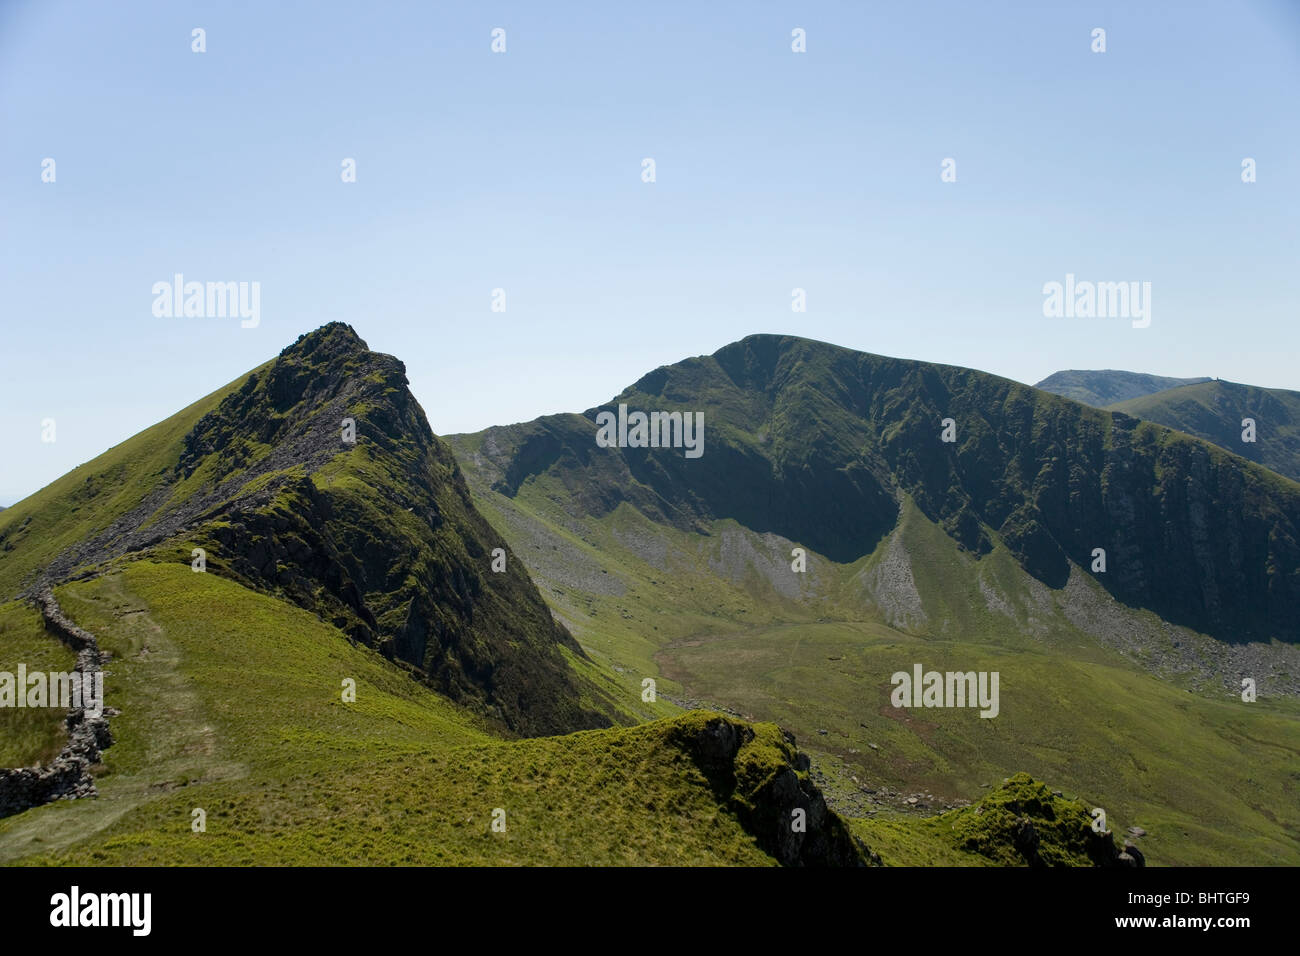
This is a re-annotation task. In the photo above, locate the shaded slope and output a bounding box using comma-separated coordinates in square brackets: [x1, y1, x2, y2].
[1034, 369, 1211, 407]
[1109, 380, 1300, 484]
[462, 334, 1300, 644]
[0, 324, 614, 736]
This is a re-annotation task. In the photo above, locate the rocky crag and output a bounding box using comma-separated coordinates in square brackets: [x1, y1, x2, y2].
[3, 324, 618, 736]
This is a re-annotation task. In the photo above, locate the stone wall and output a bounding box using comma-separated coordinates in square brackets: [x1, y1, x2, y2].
[0, 589, 113, 819]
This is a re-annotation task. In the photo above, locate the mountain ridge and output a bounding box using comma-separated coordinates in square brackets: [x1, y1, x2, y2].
[2, 325, 1292, 866]
[465, 333, 1300, 645]
[0, 323, 617, 736]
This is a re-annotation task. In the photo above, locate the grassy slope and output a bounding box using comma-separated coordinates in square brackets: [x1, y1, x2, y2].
[0, 603, 78, 767]
[1109, 380, 1300, 483]
[0, 561, 816, 866]
[0, 559, 1122, 867]
[0, 367, 265, 600]
[446, 431, 1300, 866]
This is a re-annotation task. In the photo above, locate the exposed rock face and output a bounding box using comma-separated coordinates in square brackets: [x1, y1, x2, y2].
[0, 590, 112, 819]
[671, 714, 878, 867]
[180, 325, 612, 736]
[859, 532, 927, 632]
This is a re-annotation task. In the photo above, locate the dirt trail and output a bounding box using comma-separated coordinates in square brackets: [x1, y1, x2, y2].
[0, 573, 246, 862]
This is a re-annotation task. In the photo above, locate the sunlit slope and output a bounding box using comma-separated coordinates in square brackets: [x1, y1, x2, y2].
[1034, 370, 1211, 407]
[1, 561, 869, 866]
[2, 561, 1134, 867]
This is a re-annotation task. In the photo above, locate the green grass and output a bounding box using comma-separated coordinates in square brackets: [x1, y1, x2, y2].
[0, 602, 78, 767]
[448, 439, 1300, 866]
[658, 619, 1300, 865]
[0, 561, 815, 866]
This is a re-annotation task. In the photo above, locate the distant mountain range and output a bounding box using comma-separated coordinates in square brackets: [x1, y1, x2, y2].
[1034, 370, 1211, 407]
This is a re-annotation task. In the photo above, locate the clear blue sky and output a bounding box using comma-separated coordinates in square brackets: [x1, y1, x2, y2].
[2, 0, 1298, 504]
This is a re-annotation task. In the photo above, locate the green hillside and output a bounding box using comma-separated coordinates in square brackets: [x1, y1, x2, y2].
[1108, 380, 1300, 484]
[0, 561, 1126, 866]
[0, 562, 851, 865]
[460, 334, 1300, 644]
[448, 334, 1300, 866]
[0, 371, 254, 601]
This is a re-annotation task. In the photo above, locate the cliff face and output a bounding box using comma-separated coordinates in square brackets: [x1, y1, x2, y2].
[469, 334, 1300, 644]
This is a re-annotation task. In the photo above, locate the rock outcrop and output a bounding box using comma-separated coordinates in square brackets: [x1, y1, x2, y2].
[949, 773, 1147, 868]
[671, 713, 878, 867]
